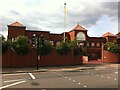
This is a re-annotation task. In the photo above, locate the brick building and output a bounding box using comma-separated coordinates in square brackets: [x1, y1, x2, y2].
[7, 21, 118, 60]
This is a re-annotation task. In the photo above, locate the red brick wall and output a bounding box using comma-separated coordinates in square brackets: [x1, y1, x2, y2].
[25, 31, 50, 40]
[69, 31, 75, 40]
[103, 50, 120, 63]
[49, 34, 62, 41]
[8, 26, 26, 39]
[2, 48, 83, 68]
[105, 36, 117, 42]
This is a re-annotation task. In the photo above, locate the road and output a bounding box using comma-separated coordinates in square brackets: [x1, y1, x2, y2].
[1, 64, 119, 90]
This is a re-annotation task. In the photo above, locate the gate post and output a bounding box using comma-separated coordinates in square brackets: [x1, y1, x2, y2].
[101, 43, 104, 62]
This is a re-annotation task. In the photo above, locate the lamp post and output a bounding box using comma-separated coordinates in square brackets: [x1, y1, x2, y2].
[32, 34, 44, 70]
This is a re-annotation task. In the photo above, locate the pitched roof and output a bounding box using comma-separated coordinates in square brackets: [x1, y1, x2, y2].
[72, 24, 87, 31]
[9, 21, 25, 27]
[102, 32, 116, 37]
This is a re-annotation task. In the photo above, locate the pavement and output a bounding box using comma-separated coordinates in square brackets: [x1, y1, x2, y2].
[1, 63, 119, 89]
[1, 63, 119, 74]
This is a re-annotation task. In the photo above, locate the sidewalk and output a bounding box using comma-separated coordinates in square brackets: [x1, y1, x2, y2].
[1, 65, 95, 74]
[1, 63, 118, 74]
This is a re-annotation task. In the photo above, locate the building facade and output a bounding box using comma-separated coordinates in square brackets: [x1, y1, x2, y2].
[7, 22, 118, 60]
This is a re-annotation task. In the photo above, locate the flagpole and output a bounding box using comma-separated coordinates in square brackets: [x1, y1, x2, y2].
[64, 3, 66, 42]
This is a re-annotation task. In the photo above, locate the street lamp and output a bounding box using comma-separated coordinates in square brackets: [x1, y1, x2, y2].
[32, 34, 44, 70]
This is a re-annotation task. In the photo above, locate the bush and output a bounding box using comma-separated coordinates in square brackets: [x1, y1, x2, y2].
[12, 36, 30, 55]
[104, 42, 119, 53]
[68, 40, 77, 48]
[74, 46, 83, 55]
[2, 40, 11, 54]
[38, 40, 52, 55]
[56, 42, 70, 55]
[1, 35, 11, 54]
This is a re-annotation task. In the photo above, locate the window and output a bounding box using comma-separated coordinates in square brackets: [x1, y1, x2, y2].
[28, 38, 32, 44]
[50, 41, 54, 45]
[56, 41, 60, 45]
[96, 42, 100, 47]
[76, 32, 86, 41]
[79, 42, 84, 46]
[91, 42, 95, 47]
[101, 43, 104, 46]
[87, 42, 89, 47]
[12, 38, 14, 41]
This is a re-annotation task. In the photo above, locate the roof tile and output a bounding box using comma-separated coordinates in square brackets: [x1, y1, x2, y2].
[9, 22, 25, 27]
[72, 24, 87, 31]
[102, 32, 116, 37]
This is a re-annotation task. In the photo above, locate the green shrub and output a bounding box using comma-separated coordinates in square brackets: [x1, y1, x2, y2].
[104, 42, 119, 53]
[68, 40, 77, 48]
[74, 46, 83, 55]
[56, 42, 70, 55]
[68, 39, 84, 56]
[12, 36, 30, 55]
[1, 35, 11, 54]
[38, 40, 52, 55]
[2, 40, 11, 54]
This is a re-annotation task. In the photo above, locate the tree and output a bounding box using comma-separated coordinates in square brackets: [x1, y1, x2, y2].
[74, 46, 83, 55]
[1, 35, 11, 54]
[104, 42, 119, 54]
[12, 36, 30, 55]
[56, 42, 71, 55]
[38, 40, 52, 55]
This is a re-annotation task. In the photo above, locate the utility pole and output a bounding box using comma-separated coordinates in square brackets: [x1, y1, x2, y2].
[64, 3, 67, 42]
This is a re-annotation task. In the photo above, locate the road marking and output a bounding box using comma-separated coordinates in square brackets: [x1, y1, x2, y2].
[95, 69, 99, 70]
[73, 80, 76, 82]
[65, 77, 67, 78]
[96, 74, 99, 76]
[41, 89, 46, 90]
[69, 78, 71, 80]
[84, 85, 87, 88]
[107, 77, 110, 79]
[115, 72, 118, 74]
[0, 80, 26, 89]
[28, 73, 36, 80]
[3, 73, 27, 76]
[4, 79, 25, 83]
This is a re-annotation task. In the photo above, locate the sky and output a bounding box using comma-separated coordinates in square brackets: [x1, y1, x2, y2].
[0, 0, 119, 38]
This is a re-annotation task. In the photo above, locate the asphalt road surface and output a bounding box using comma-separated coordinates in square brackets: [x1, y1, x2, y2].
[1, 64, 119, 90]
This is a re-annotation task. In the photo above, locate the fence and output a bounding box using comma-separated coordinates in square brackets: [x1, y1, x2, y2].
[103, 50, 120, 63]
[2, 48, 83, 68]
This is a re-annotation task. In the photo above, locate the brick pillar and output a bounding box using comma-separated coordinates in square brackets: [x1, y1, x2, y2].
[101, 43, 104, 62]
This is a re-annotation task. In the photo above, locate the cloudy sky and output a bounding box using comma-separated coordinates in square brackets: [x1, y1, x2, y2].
[0, 0, 119, 38]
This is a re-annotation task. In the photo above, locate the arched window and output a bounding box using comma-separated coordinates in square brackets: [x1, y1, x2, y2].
[87, 42, 89, 47]
[76, 32, 86, 41]
[56, 41, 60, 45]
[79, 42, 84, 46]
[96, 42, 100, 47]
[91, 42, 95, 47]
[50, 41, 54, 45]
